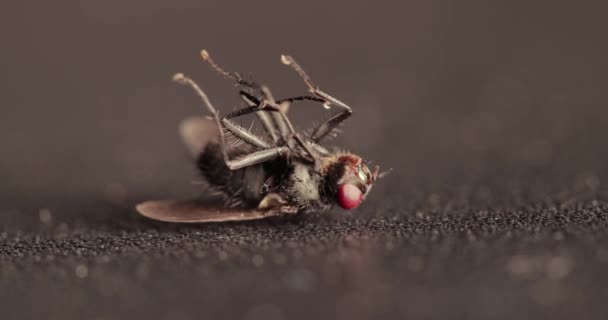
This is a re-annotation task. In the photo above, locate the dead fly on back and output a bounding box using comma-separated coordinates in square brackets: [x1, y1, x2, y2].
[136, 50, 387, 223]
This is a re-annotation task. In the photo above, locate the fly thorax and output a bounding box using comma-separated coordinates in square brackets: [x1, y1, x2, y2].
[289, 162, 322, 201]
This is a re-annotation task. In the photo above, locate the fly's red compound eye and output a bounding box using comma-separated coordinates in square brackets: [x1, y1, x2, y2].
[337, 184, 363, 210]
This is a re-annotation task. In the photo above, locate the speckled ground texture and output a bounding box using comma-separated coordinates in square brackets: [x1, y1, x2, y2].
[2, 1, 608, 319]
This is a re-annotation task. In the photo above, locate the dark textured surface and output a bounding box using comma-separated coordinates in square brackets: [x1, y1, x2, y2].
[3, 194, 608, 319]
[2, 1, 608, 319]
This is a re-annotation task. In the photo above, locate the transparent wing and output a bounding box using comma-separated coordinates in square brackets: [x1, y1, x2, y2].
[136, 199, 298, 223]
[179, 116, 219, 157]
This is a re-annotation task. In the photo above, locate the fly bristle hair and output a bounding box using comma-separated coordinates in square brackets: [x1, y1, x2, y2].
[303, 121, 319, 139]
[207, 185, 227, 197]
[193, 182, 230, 202]
[303, 116, 345, 142]
[225, 197, 244, 208]
[224, 132, 245, 148]
[224, 185, 246, 208]
[328, 127, 342, 139]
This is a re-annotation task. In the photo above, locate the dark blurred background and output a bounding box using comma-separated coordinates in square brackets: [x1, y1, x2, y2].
[2, 2, 608, 319]
[2, 0, 606, 204]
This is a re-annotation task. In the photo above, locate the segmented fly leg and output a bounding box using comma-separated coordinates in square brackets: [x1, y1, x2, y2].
[259, 86, 319, 164]
[239, 91, 280, 143]
[309, 103, 352, 142]
[225, 146, 289, 170]
[227, 92, 320, 163]
[200, 50, 262, 93]
[277, 95, 324, 104]
[200, 50, 286, 143]
[197, 50, 318, 164]
[221, 117, 270, 149]
[280, 54, 353, 142]
[173, 73, 288, 170]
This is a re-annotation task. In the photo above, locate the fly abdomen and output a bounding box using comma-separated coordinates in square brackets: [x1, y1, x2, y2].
[197, 143, 267, 207]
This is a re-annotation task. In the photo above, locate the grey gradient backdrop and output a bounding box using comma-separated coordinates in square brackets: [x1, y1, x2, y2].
[1, 0, 607, 204]
[3, 2, 608, 320]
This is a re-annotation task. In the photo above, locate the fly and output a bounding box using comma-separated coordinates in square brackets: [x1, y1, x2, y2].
[136, 50, 387, 223]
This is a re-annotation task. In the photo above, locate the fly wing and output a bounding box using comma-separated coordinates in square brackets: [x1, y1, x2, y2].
[136, 199, 298, 223]
[179, 116, 219, 157]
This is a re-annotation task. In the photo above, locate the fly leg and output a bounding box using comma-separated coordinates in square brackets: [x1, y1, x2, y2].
[239, 91, 280, 142]
[258, 86, 319, 164]
[173, 73, 289, 170]
[200, 50, 262, 93]
[242, 90, 329, 143]
[226, 92, 321, 164]
[280, 54, 353, 142]
[219, 96, 309, 150]
[225, 147, 289, 170]
[219, 105, 271, 149]
[198, 50, 317, 163]
[200, 50, 285, 143]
